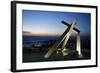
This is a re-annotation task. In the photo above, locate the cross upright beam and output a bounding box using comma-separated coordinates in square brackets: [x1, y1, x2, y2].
[62, 21, 82, 57]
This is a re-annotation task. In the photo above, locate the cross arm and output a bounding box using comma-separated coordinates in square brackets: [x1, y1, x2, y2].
[62, 21, 80, 33]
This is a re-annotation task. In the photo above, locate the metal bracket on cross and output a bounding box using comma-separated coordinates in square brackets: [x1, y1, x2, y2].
[44, 19, 82, 59]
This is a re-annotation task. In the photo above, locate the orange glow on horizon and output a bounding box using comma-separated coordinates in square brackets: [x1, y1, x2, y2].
[23, 31, 61, 36]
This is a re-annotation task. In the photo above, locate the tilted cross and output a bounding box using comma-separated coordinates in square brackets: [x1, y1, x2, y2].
[44, 19, 82, 58]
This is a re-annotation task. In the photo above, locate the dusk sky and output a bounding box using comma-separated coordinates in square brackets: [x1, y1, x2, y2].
[22, 10, 91, 36]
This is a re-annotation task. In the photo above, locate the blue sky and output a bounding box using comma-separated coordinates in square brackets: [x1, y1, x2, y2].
[22, 10, 91, 36]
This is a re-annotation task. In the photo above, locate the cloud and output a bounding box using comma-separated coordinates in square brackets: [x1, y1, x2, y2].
[23, 31, 32, 36]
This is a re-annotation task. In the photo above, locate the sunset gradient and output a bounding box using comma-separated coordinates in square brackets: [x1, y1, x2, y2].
[22, 10, 91, 36]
